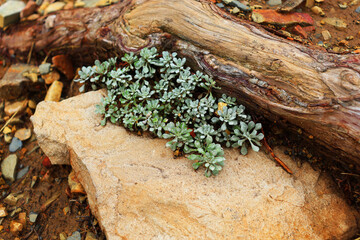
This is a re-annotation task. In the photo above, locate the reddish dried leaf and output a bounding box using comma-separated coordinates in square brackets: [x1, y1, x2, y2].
[293, 25, 307, 38]
[52, 55, 75, 80]
[189, 128, 196, 138]
[252, 9, 314, 26]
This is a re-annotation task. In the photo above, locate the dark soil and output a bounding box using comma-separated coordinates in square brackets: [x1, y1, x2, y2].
[0, 63, 105, 240]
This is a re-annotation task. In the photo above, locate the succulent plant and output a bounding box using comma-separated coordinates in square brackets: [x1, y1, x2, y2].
[194, 124, 217, 142]
[231, 121, 264, 155]
[212, 106, 239, 131]
[163, 122, 193, 151]
[121, 52, 138, 69]
[188, 138, 225, 177]
[148, 114, 167, 137]
[76, 47, 264, 177]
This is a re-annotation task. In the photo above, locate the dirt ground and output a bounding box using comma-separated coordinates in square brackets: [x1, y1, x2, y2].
[0, 64, 105, 240]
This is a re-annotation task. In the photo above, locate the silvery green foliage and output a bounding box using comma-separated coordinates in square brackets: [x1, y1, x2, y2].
[76, 57, 118, 92]
[231, 121, 264, 155]
[163, 122, 193, 151]
[188, 137, 225, 177]
[76, 47, 264, 177]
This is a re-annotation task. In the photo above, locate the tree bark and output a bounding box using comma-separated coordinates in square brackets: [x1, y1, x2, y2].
[1, 0, 360, 167]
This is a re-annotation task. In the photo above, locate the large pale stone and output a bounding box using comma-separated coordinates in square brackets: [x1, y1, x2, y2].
[31, 90, 359, 240]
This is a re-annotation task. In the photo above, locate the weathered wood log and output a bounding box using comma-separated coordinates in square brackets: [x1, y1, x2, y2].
[1, 0, 360, 167]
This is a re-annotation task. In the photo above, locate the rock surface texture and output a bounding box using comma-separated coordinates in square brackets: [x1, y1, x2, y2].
[31, 90, 359, 240]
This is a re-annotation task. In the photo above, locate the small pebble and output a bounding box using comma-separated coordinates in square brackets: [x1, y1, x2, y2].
[3, 127, 11, 134]
[333, 46, 340, 52]
[305, 0, 314, 8]
[0, 205, 8, 217]
[339, 39, 349, 46]
[39, 63, 51, 75]
[43, 70, 60, 85]
[322, 30, 331, 41]
[16, 166, 29, 180]
[267, 0, 282, 6]
[44, 1, 66, 15]
[1, 154, 18, 182]
[229, 0, 251, 11]
[18, 212, 26, 225]
[4, 193, 23, 205]
[67, 231, 81, 240]
[44, 81, 63, 102]
[26, 14, 40, 21]
[231, 7, 240, 13]
[60, 233, 67, 240]
[74, 0, 85, 8]
[216, 3, 225, 8]
[279, 30, 292, 38]
[10, 220, 23, 233]
[324, 17, 347, 29]
[251, 5, 262, 10]
[85, 232, 98, 240]
[28, 100, 37, 109]
[4, 99, 28, 116]
[356, 6, 360, 13]
[68, 170, 86, 194]
[338, 3, 347, 9]
[350, 0, 360, 6]
[29, 212, 38, 223]
[63, 206, 70, 215]
[95, 0, 111, 7]
[64, 1, 74, 10]
[311, 6, 325, 16]
[14, 128, 32, 141]
[9, 137, 23, 152]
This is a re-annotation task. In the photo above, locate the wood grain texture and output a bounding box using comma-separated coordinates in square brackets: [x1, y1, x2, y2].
[1, 0, 359, 166]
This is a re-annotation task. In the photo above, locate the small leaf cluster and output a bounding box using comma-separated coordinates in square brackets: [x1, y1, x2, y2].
[75, 47, 264, 177]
